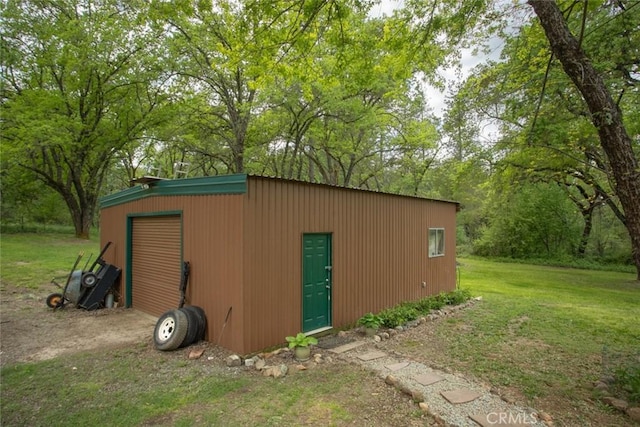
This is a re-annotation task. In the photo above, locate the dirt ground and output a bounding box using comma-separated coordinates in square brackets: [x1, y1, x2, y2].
[0, 284, 158, 366]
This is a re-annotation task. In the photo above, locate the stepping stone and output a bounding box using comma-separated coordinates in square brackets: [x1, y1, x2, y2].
[385, 361, 410, 371]
[469, 413, 532, 427]
[441, 388, 481, 404]
[356, 350, 387, 361]
[329, 341, 366, 354]
[414, 372, 445, 386]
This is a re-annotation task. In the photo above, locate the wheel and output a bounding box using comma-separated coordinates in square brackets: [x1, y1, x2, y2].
[46, 293, 63, 309]
[178, 307, 199, 348]
[81, 272, 98, 288]
[184, 305, 207, 342]
[153, 309, 188, 351]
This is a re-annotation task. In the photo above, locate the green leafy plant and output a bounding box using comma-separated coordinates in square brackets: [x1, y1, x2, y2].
[378, 305, 419, 328]
[357, 313, 382, 329]
[616, 365, 640, 403]
[285, 332, 318, 349]
[374, 289, 473, 328]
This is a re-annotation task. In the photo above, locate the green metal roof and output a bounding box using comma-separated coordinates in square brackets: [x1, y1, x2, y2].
[100, 174, 248, 208]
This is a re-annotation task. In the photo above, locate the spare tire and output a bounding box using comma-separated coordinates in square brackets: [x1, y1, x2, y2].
[184, 305, 207, 342]
[178, 307, 200, 348]
[154, 309, 188, 351]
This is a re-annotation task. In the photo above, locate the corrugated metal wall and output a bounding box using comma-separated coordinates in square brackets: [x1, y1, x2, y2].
[100, 176, 457, 355]
[241, 177, 457, 353]
[100, 194, 245, 352]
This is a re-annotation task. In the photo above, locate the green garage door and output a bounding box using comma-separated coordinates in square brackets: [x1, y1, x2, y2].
[302, 233, 332, 332]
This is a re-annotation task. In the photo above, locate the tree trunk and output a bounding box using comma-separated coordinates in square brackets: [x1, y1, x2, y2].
[528, 0, 640, 279]
[577, 207, 594, 257]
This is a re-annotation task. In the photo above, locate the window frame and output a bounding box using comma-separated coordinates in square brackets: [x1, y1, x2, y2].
[428, 228, 445, 258]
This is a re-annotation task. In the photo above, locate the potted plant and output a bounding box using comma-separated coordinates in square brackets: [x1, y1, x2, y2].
[285, 332, 318, 361]
[358, 312, 382, 336]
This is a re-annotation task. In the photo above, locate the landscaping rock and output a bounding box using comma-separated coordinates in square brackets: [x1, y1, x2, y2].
[373, 335, 381, 342]
[385, 375, 398, 386]
[244, 356, 259, 367]
[601, 396, 628, 411]
[225, 354, 242, 367]
[255, 358, 266, 370]
[538, 411, 553, 422]
[500, 393, 516, 404]
[379, 332, 390, 340]
[626, 407, 640, 422]
[188, 348, 205, 360]
[279, 364, 288, 376]
[261, 364, 288, 378]
[411, 389, 425, 403]
[600, 375, 616, 385]
[593, 381, 609, 391]
[419, 402, 429, 412]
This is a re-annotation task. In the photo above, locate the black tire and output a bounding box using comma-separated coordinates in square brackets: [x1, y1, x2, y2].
[154, 309, 188, 351]
[46, 293, 63, 309]
[81, 272, 98, 288]
[178, 307, 199, 348]
[184, 305, 207, 342]
[184, 306, 206, 343]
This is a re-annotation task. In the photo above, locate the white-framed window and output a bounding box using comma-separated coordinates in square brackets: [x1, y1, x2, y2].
[429, 228, 445, 257]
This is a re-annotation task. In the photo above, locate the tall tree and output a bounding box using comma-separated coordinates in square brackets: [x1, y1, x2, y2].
[528, 0, 640, 279]
[1, 0, 170, 238]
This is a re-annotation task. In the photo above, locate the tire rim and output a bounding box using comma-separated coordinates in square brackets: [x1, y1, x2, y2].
[156, 317, 176, 342]
[84, 276, 96, 286]
[50, 296, 62, 306]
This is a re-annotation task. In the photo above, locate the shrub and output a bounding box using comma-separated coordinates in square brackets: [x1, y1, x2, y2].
[374, 289, 472, 328]
[378, 304, 419, 328]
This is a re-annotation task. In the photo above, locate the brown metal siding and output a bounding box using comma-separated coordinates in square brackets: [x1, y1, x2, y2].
[100, 176, 457, 354]
[100, 194, 245, 353]
[131, 215, 182, 317]
[242, 177, 457, 353]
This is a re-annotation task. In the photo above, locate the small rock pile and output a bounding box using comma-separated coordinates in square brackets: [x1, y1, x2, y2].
[224, 347, 333, 378]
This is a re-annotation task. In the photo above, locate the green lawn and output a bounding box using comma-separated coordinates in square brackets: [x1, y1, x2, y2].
[0, 233, 99, 289]
[389, 257, 639, 426]
[458, 258, 639, 351]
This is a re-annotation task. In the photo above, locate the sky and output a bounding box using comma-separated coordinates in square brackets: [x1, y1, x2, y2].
[368, 0, 510, 145]
[369, 1, 488, 118]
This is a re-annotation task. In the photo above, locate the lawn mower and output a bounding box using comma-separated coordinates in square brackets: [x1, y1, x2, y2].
[46, 242, 121, 311]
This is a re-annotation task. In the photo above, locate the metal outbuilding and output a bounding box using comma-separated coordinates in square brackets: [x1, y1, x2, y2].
[99, 174, 459, 354]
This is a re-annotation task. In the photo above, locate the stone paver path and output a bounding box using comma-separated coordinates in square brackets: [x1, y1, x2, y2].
[330, 341, 548, 427]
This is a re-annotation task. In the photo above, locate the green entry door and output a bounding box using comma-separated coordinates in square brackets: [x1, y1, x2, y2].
[302, 234, 332, 332]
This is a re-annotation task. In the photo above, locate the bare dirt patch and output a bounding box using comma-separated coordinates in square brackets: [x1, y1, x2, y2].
[0, 283, 157, 366]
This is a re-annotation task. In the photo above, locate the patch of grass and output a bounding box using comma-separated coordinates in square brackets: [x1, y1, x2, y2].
[1, 345, 417, 426]
[0, 233, 99, 289]
[409, 258, 639, 402]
